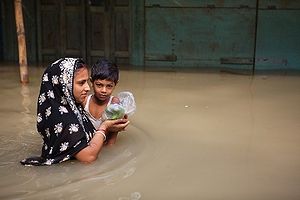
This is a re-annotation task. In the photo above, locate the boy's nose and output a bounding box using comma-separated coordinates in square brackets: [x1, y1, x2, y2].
[101, 87, 107, 92]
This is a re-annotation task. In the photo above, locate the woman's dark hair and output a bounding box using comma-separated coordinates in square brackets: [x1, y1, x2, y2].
[90, 58, 119, 84]
[74, 58, 88, 71]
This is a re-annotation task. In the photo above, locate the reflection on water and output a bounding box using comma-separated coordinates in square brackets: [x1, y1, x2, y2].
[20, 85, 32, 127]
[118, 192, 142, 200]
[0, 65, 300, 200]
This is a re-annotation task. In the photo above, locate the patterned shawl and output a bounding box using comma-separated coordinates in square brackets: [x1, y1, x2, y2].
[21, 58, 95, 166]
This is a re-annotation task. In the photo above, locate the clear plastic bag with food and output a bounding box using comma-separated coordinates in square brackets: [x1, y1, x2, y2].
[102, 91, 136, 120]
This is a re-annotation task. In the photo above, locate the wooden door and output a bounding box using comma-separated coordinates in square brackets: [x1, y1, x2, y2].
[37, 0, 86, 63]
[37, 0, 129, 65]
[86, 0, 130, 65]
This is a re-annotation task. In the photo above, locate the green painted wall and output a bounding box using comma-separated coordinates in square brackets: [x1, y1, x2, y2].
[255, 1, 300, 70]
[130, 0, 145, 66]
[1, 0, 300, 71]
[140, 0, 300, 70]
[145, 6, 256, 69]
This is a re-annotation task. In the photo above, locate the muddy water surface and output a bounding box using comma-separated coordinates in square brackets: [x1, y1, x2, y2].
[0, 65, 300, 200]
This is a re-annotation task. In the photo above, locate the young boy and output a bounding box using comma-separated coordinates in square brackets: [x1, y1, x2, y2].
[84, 58, 121, 145]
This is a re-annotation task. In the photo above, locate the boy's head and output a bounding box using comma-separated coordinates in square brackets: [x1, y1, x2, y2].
[90, 58, 119, 84]
[90, 58, 119, 102]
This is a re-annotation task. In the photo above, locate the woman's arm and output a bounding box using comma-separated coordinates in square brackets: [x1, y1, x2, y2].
[75, 118, 129, 163]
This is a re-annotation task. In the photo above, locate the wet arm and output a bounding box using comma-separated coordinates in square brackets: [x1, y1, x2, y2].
[75, 119, 129, 163]
[75, 127, 107, 164]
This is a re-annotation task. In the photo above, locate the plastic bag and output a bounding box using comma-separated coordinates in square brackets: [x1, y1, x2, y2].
[102, 91, 136, 120]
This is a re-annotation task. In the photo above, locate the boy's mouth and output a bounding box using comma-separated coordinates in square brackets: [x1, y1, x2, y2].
[99, 95, 108, 99]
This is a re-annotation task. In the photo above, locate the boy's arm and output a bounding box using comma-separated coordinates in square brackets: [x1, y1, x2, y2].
[105, 132, 118, 145]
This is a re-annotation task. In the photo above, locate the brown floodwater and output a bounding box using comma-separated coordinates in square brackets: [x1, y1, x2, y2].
[0, 64, 300, 200]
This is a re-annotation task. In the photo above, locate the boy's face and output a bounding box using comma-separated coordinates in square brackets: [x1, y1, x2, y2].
[92, 79, 116, 102]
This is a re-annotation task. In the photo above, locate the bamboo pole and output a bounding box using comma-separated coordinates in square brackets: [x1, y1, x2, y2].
[14, 0, 29, 83]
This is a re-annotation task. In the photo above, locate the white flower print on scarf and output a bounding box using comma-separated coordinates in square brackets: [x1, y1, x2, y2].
[60, 142, 69, 152]
[52, 75, 59, 85]
[69, 124, 79, 134]
[47, 90, 55, 99]
[61, 96, 67, 105]
[59, 106, 68, 114]
[45, 107, 51, 118]
[45, 128, 50, 138]
[43, 73, 48, 82]
[61, 155, 70, 162]
[54, 123, 63, 134]
[37, 113, 42, 123]
[39, 93, 46, 105]
[45, 159, 55, 165]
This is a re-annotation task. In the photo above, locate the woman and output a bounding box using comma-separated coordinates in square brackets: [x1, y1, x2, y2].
[20, 58, 129, 166]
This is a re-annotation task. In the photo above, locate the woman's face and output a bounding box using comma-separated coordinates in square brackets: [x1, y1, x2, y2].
[73, 67, 90, 104]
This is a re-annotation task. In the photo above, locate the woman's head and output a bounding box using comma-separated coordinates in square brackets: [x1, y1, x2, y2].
[38, 58, 89, 123]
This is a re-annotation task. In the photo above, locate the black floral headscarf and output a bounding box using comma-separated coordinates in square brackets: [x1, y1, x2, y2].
[21, 58, 95, 166]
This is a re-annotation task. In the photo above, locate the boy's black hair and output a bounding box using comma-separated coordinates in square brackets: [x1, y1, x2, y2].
[90, 58, 119, 84]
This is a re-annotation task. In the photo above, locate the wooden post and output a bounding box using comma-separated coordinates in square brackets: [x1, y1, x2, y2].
[14, 0, 29, 83]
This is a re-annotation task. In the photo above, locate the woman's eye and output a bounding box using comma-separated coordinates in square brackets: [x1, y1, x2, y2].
[81, 80, 88, 85]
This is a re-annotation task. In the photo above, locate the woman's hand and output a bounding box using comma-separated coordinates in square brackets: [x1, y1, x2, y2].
[99, 118, 130, 133]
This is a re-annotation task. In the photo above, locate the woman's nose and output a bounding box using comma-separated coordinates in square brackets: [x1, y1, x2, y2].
[85, 82, 90, 91]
